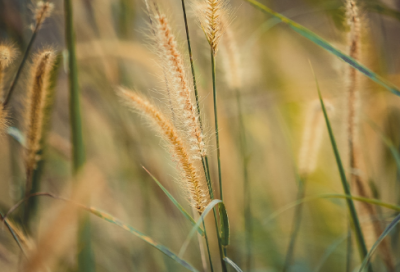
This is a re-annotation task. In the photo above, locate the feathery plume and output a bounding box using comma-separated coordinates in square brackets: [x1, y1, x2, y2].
[298, 100, 333, 177]
[25, 50, 55, 189]
[153, 11, 206, 159]
[197, 0, 227, 54]
[220, 16, 241, 90]
[0, 44, 17, 132]
[118, 88, 209, 214]
[34, 1, 54, 30]
[345, 1, 394, 269]
[0, 44, 17, 97]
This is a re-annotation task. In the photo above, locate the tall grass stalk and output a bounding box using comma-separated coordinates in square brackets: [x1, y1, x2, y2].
[64, 0, 95, 271]
[180, 2, 228, 271]
[314, 71, 371, 272]
[235, 90, 252, 270]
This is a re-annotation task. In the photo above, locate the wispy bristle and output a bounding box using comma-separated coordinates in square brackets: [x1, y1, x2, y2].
[153, 12, 206, 159]
[118, 88, 209, 214]
[220, 16, 241, 90]
[34, 1, 54, 29]
[0, 44, 18, 102]
[298, 100, 333, 176]
[197, 0, 227, 54]
[25, 49, 55, 188]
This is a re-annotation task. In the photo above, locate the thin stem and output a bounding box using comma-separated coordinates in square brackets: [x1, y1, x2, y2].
[203, 221, 214, 272]
[211, 51, 223, 201]
[64, 0, 94, 271]
[283, 175, 306, 272]
[3, 0, 51, 107]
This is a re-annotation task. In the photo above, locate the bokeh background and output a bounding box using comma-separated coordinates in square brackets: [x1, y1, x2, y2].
[1, 0, 400, 271]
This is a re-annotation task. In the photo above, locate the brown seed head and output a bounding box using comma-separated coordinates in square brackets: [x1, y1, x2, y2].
[118, 88, 209, 214]
[34, 1, 54, 28]
[25, 49, 55, 177]
[154, 12, 206, 159]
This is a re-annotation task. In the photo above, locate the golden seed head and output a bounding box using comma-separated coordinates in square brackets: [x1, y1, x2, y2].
[153, 12, 206, 159]
[35, 1, 54, 26]
[25, 49, 56, 175]
[0, 44, 17, 68]
[196, 0, 227, 54]
[117, 87, 210, 214]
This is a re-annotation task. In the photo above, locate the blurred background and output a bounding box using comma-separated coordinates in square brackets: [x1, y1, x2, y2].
[1, 0, 400, 271]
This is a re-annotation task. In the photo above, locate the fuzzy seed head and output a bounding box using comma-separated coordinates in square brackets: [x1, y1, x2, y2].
[118, 88, 210, 214]
[35, 1, 54, 27]
[25, 49, 55, 176]
[0, 44, 17, 68]
[298, 100, 333, 176]
[153, 12, 206, 159]
[196, 0, 227, 54]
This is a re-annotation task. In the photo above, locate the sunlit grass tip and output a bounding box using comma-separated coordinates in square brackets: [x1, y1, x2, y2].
[117, 87, 210, 214]
[25, 49, 56, 189]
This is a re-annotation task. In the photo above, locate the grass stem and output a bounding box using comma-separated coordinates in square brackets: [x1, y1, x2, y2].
[64, 0, 94, 271]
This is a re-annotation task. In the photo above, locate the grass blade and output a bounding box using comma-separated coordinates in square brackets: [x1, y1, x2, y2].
[64, 0, 93, 270]
[87, 207, 199, 272]
[243, 0, 400, 97]
[142, 166, 204, 236]
[179, 199, 223, 258]
[223, 257, 243, 272]
[313, 67, 370, 265]
[358, 214, 400, 272]
[2, 193, 199, 272]
[218, 202, 230, 247]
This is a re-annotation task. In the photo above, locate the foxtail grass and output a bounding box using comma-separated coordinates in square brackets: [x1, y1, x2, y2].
[4, 1, 53, 107]
[118, 88, 210, 214]
[283, 100, 333, 271]
[345, 1, 394, 270]
[24, 50, 55, 193]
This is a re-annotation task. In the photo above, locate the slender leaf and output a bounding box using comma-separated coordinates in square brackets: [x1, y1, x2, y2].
[312, 65, 369, 264]
[358, 214, 400, 272]
[7, 127, 26, 147]
[218, 202, 230, 247]
[142, 166, 204, 236]
[244, 0, 400, 97]
[87, 207, 199, 272]
[223, 257, 244, 272]
[179, 199, 223, 257]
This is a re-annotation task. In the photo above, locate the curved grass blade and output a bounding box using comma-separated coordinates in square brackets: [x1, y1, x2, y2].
[244, 0, 400, 97]
[358, 214, 400, 272]
[264, 194, 400, 225]
[2, 193, 199, 272]
[0, 212, 26, 257]
[142, 166, 204, 236]
[87, 207, 199, 272]
[314, 234, 348, 272]
[7, 127, 26, 147]
[223, 257, 244, 272]
[312, 64, 369, 265]
[179, 199, 223, 258]
[219, 202, 230, 247]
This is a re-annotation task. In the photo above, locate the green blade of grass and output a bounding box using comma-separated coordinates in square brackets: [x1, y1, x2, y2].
[314, 234, 348, 272]
[358, 214, 400, 272]
[314, 68, 370, 265]
[218, 202, 230, 247]
[142, 166, 204, 236]
[2, 193, 199, 272]
[87, 207, 199, 272]
[243, 0, 400, 97]
[179, 199, 223, 258]
[64, 0, 93, 270]
[223, 257, 244, 272]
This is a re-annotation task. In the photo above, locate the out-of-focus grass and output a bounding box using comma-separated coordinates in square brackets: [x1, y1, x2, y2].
[1, 0, 400, 271]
